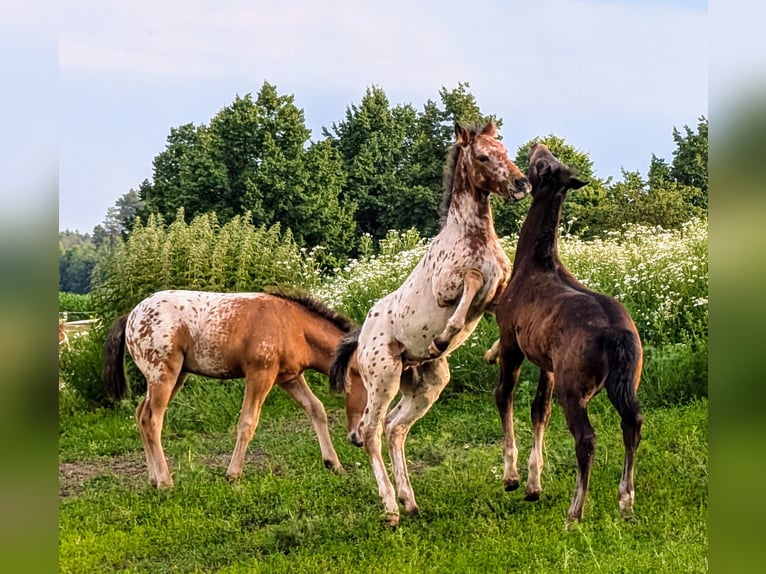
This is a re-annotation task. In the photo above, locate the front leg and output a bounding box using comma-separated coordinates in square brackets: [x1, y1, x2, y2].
[429, 268, 484, 356]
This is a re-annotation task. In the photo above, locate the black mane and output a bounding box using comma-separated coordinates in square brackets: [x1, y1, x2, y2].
[265, 288, 357, 333]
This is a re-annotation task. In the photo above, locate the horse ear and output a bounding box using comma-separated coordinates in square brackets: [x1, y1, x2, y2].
[455, 122, 471, 145]
[569, 177, 588, 190]
[535, 158, 551, 178]
[480, 117, 498, 137]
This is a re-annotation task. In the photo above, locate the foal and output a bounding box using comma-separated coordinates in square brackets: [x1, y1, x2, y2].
[491, 143, 643, 523]
[104, 289, 366, 488]
[331, 120, 530, 526]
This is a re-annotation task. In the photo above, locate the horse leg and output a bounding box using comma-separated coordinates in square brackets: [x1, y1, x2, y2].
[359, 351, 402, 526]
[560, 390, 597, 524]
[525, 370, 555, 501]
[226, 368, 275, 480]
[137, 362, 181, 489]
[385, 358, 450, 515]
[429, 268, 484, 356]
[280, 374, 343, 473]
[494, 346, 524, 491]
[615, 404, 643, 519]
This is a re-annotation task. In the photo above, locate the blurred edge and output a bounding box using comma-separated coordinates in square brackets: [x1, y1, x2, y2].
[0, 1, 59, 572]
[709, 0, 766, 571]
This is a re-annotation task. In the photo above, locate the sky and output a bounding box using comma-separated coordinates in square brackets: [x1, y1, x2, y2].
[53, 0, 715, 233]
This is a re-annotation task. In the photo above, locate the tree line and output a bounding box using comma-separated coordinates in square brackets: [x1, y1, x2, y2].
[60, 81, 707, 293]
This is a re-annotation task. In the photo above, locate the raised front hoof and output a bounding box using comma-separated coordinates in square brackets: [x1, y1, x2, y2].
[524, 489, 541, 502]
[503, 478, 520, 492]
[428, 338, 449, 358]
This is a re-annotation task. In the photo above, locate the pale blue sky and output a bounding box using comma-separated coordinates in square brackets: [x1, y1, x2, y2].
[55, 0, 713, 233]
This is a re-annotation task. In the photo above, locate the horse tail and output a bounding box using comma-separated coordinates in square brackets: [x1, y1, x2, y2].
[330, 327, 360, 394]
[104, 314, 129, 402]
[602, 328, 643, 422]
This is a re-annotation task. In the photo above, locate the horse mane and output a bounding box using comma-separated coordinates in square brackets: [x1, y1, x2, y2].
[438, 121, 490, 227]
[438, 143, 460, 226]
[265, 288, 357, 333]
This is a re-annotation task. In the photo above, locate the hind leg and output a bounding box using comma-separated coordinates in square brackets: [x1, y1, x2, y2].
[560, 392, 597, 524]
[227, 368, 276, 480]
[385, 357, 450, 515]
[280, 374, 343, 473]
[358, 345, 402, 526]
[525, 370, 554, 501]
[495, 345, 524, 491]
[618, 409, 643, 518]
[137, 364, 182, 489]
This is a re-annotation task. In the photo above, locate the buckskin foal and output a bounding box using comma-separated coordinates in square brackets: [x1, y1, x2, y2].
[330, 119, 530, 526]
[490, 143, 643, 524]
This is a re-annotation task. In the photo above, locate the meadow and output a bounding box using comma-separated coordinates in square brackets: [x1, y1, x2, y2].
[58, 219, 707, 573]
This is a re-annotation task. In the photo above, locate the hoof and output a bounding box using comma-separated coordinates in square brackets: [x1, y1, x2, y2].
[524, 490, 541, 502]
[383, 512, 400, 528]
[324, 459, 344, 474]
[504, 478, 520, 492]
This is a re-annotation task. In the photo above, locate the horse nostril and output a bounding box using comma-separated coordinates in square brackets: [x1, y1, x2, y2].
[516, 177, 529, 190]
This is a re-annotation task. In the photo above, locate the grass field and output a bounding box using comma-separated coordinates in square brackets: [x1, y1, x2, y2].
[58, 373, 707, 573]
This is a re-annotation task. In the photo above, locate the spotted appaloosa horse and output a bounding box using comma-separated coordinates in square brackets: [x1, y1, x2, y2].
[104, 289, 367, 489]
[489, 143, 643, 524]
[330, 120, 530, 526]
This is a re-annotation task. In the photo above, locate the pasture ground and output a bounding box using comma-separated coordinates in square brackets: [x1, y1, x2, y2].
[59, 375, 707, 573]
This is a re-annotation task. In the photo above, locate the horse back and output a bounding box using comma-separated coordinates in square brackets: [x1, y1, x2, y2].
[126, 290, 299, 379]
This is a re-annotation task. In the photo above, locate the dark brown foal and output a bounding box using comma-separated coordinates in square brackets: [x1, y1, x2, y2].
[491, 143, 643, 524]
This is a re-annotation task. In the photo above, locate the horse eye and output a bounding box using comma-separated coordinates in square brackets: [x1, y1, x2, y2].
[477, 154, 490, 162]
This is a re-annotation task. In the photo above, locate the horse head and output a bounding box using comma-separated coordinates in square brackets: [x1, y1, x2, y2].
[455, 119, 531, 201]
[527, 142, 588, 197]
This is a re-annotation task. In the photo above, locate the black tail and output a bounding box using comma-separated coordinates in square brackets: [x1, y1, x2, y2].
[329, 327, 360, 394]
[104, 315, 129, 402]
[602, 328, 643, 420]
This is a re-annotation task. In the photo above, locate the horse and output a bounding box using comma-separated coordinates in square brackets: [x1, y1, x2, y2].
[330, 119, 530, 526]
[489, 143, 643, 524]
[103, 289, 367, 489]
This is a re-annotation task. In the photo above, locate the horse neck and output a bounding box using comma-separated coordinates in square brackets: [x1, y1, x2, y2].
[304, 322, 344, 376]
[444, 152, 495, 238]
[512, 190, 566, 274]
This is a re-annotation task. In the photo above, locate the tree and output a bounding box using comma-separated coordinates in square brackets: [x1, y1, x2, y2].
[494, 135, 607, 237]
[670, 116, 707, 208]
[324, 82, 497, 245]
[137, 82, 356, 264]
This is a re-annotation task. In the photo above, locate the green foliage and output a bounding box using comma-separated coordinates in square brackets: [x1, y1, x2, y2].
[139, 83, 356, 264]
[670, 116, 708, 203]
[325, 82, 496, 247]
[92, 209, 322, 321]
[59, 238, 98, 293]
[59, 292, 95, 319]
[59, 327, 108, 407]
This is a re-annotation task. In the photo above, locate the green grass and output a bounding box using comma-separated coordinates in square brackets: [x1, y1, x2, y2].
[59, 377, 707, 573]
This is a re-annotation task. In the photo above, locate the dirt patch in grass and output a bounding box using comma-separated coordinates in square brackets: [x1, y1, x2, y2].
[59, 448, 274, 499]
[59, 453, 148, 499]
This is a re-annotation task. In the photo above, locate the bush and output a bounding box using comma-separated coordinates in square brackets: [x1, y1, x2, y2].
[59, 327, 108, 407]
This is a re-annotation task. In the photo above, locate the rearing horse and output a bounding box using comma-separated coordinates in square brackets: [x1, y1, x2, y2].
[331, 120, 530, 526]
